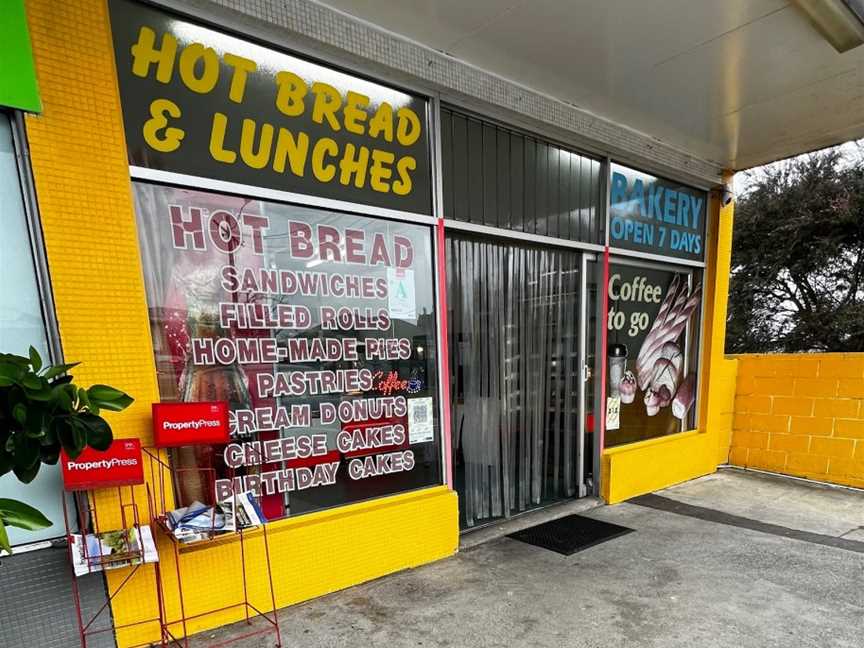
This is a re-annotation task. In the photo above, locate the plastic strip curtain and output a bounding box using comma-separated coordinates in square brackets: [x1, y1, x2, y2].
[447, 235, 581, 528]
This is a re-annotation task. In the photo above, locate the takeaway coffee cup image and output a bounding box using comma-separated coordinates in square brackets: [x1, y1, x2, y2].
[607, 343, 628, 398]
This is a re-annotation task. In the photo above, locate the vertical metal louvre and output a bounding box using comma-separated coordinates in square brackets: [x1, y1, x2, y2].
[440, 106, 604, 244]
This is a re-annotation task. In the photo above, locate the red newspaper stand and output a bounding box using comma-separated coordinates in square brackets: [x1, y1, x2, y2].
[61, 438, 165, 648]
[146, 402, 282, 648]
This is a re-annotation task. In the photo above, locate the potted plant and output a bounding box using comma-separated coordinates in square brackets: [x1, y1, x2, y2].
[0, 346, 133, 555]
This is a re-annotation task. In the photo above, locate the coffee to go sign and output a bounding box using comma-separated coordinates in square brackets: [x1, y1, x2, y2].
[109, 0, 432, 215]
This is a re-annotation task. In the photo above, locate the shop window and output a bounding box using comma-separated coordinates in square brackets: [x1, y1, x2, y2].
[0, 113, 67, 544]
[133, 182, 442, 520]
[441, 107, 603, 243]
[446, 233, 587, 528]
[604, 261, 702, 446]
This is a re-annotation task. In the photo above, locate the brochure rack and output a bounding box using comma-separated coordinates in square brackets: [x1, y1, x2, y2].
[143, 448, 282, 648]
[63, 484, 165, 648]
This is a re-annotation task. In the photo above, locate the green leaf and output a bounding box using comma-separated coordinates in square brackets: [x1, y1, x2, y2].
[79, 414, 112, 451]
[64, 419, 86, 456]
[0, 517, 10, 555]
[91, 393, 134, 412]
[0, 499, 52, 531]
[29, 346, 42, 373]
[0, 353, 30, 366]
[87, 384, 128, 401]
[77, 387, 92, 412]
[20, 374, 41, 390]
[39, 446, 60, 465]
[54, 384, 73, 412]
[57, 420, 79, 458]
[13, 432, 39, 469]
[0, 375, 14, 387]
[43, 362, 80, 380]
[63, 384, 78, 409]
[12, 461, 40, 484]
[26, 384, 54, 402]
[0, 450, 12, 476]
[24, 409, 47, 439]
[12, 403, 27, 425]
[0, 362, 20, 383]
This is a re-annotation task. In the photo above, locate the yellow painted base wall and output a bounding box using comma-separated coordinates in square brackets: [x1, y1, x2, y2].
[23, 1, 457, 646]
[601, 183, 738, 503]
[601, 357, 737, 503]
[730, 353, 864, 489]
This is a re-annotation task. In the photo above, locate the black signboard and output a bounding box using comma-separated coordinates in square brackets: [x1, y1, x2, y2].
[609, 164, 706, 262]
[109, 0, 432, 215]
[605, 263, 701, 446]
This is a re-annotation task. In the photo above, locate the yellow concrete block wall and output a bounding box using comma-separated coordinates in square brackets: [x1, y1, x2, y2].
[730, 353, 864, 489]
[24, 1, 458, 646]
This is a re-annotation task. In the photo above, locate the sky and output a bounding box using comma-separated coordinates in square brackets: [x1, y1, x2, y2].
[734, 138, 864, 196]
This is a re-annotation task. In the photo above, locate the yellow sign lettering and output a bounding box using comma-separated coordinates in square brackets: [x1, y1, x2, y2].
[392, 156, 416, 195]
[131, 26, 177, 83]
[223, 53, 257, 103]
[396, 108, 421, 147]
[209, 112, 237, 164]
[369, 149, 395, 192]
[275, 71, 307, 117]
[142, 98, 184, 152]
[311, 137, 338, 182]
[178, 43, 219, 94]
[273, 129, 310, 176]
[239, 119, 275, 169]
[343, 91, 370, 135]
[311, 82, 342, 132]
[339, 143, 369, 188]
[368, 102, 394, 142]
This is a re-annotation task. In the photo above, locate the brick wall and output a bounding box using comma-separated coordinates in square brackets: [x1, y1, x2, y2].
[730, 354, 864, 489]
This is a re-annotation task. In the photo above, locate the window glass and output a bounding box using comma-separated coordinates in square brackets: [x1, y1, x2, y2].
[0, 113, 66, 545]
[0, 116, 48, 358]
[133, 182, 442, 520]
[605, 262, 702, 446]
[608, 163, 706, 263]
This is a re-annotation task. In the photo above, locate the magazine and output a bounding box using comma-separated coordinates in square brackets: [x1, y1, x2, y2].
[70, 525, 158, 577]
[164, 491, 265, 544]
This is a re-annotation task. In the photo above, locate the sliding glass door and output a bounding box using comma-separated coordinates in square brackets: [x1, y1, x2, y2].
[446, 233, 587, 529]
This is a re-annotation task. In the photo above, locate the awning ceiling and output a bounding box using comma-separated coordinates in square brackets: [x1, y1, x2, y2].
[319, 0, 864, 171]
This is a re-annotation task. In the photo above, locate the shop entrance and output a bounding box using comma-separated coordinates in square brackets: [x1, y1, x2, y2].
[445, 233, 590, 529]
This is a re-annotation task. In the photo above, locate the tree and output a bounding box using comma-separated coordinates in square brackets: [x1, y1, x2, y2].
[726, 145, 864, 353]
[0, 347, 133, 555]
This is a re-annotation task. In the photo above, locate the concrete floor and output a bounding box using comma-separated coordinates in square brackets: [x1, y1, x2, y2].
[197, 469, 864, 648]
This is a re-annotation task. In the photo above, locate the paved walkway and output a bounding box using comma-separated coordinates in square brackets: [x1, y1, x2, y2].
[198, 469, 864, 648]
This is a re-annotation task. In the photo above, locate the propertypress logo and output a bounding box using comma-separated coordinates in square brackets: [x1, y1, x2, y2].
[66, 457, 139, 471]
[162, 418, 222, 431]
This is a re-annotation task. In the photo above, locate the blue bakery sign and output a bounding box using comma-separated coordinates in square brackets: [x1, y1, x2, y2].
[609, 163, 706, 262]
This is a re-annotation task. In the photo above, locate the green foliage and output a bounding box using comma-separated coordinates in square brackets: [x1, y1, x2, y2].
[726, 146, 864, 352]
[0, 346, 133, 555]
[0, 499, 51, 555]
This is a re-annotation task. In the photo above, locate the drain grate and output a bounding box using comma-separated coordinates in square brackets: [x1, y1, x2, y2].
[508, 514, 634, 555]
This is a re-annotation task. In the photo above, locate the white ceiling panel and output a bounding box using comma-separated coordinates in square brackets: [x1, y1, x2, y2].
[320, 0, 864, 169]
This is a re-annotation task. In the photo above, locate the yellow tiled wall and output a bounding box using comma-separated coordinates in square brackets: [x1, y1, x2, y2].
[24, 1, 458, 645]
[730, 354, 864, 489]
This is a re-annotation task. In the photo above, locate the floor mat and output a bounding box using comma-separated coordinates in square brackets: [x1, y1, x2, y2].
[508, 514, 634, 555]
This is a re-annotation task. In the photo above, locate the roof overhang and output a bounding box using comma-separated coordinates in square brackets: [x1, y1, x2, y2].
[318, 0, 864, 172]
